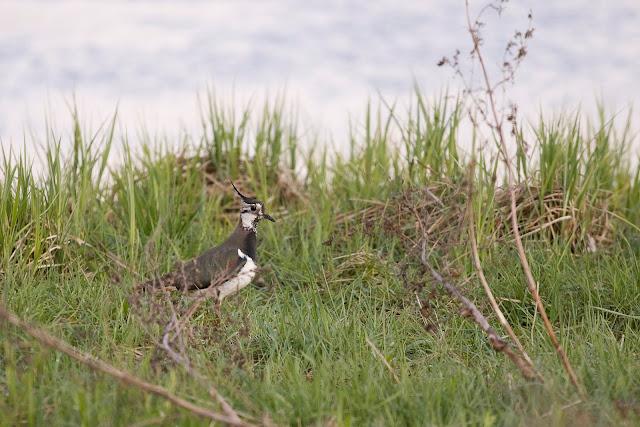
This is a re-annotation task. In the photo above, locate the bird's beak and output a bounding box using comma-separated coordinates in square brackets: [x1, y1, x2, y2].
[263, 213, 276, 222]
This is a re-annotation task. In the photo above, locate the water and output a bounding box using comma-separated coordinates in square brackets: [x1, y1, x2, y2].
[1, 1, 639, 156]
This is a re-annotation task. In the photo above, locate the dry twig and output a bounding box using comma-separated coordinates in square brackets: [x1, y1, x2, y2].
[467, 163, 542, 381]
[462, 1, 583, 396]
[419, 243, 537, 381]
[131, 263, 254, 425]
[0, 305, 253, 426]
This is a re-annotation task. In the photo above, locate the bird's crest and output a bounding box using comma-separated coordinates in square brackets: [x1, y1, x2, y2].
[230, 181, 275, 228]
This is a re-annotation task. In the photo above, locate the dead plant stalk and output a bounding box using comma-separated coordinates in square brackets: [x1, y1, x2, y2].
[133, 267, 248, 425]
[0, 305, 253, 426]
[420, 243, 537, 381]
[159, 285, 246, 426]
[467, 163, 542, 381]
[463, 0, 583, 396]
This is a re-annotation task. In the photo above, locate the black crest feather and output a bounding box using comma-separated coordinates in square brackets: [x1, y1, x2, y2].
[231, 181, 258, 204]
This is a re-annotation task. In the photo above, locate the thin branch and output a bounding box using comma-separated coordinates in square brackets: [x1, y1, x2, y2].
[0, 305, 253, 426]
[420, 243, 537, 381]
[160, 319, 245, 425]
[155, 273, 245, 425]
[132, 261, 249, 424]
[464, 0, 584, 397]
[466, 164, 542, 381]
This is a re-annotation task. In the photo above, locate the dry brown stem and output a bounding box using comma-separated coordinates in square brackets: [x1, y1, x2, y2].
[463, 0, 583, 396]
[467, 163, 542, 381]
[159, 285, 246, 425]
[0, 305, 253, 426]
[131, 266, 248, 425]
[420, 243, 537, 381]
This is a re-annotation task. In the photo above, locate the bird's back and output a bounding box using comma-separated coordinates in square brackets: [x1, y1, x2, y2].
[139, 224, 254, 292]
[186, 243, 244, 288]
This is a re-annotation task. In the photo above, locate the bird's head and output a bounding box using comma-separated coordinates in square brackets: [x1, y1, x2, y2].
[231, 181, 275, 231]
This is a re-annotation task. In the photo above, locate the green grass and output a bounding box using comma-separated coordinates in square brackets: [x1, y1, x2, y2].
[1, 90, 639, 425]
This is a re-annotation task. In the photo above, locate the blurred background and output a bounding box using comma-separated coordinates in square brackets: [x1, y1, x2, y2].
[1, 0, 638, 154]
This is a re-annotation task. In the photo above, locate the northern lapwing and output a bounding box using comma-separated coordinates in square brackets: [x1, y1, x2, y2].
[137, 182, 275, 301]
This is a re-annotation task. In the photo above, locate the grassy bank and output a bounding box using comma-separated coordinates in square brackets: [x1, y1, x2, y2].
[1, 92, 639, 425]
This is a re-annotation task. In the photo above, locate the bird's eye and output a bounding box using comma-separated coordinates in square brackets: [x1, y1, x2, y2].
[251, 206, 257, 211]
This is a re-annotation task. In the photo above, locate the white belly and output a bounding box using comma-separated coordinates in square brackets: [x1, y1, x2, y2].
[216, 250, 257, 301]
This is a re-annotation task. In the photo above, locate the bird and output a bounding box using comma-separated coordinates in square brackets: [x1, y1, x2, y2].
[136, 181, 275, 301]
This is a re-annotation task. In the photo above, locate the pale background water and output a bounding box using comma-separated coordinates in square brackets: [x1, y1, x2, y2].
[1, 1, 639, 158]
